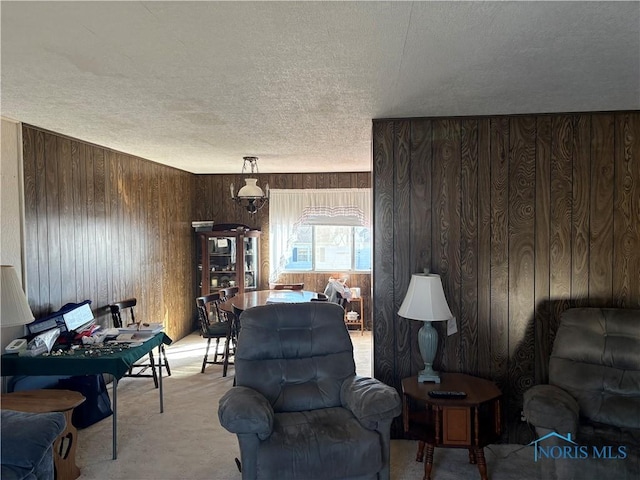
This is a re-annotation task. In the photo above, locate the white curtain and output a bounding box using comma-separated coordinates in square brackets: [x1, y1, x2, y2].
[268, 188, 371, 282]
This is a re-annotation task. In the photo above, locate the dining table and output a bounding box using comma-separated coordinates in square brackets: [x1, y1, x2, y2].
[219, 289, 319, 314]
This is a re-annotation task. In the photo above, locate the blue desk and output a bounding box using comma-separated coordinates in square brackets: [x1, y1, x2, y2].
[1, 333, 172, 459]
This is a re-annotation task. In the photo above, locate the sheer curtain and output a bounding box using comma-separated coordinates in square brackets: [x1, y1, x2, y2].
[268, 188, 371, 282]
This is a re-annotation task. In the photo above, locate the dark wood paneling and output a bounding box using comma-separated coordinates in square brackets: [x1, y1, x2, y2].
[614, 113, 640, 305]
[45, 133, 61, 310]
[35, 129, 49, 314]
[507, 116, 536, 443]
[476, 119, 492, 381]
[589, 114, 614, 303]
[22, 125, 195, 341]
[432, 119, 462, 373]
[572, 116, 591, 304]
[393, 121, 412, 381]
[372, 120, 395, 390]
[534, 116, 551, 385]
[22, 127, 39, 312]
[410, 120, 433, 373]
[549, 115, 574, 344]
[489, 117, 510, 408]
[460, 119, 479, 377]
[372, 111, 640, 444]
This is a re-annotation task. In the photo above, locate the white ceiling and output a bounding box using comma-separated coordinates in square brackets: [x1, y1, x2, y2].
[2, 1, 639, 174]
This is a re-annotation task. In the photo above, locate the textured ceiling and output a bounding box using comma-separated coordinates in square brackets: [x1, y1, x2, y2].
[2, 1, 639, 174]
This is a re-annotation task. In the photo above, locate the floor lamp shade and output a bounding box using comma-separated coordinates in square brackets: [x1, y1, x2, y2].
[398, 274, 453, 383]
[1, 265, 34, 327]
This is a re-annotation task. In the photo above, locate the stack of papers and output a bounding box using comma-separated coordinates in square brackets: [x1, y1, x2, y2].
[118, 323, 164, 334]
[113, 323, 164, 343]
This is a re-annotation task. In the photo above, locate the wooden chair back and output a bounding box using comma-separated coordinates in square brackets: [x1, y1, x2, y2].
[196, 293, 222, 331]
[109, 298, 137, 328]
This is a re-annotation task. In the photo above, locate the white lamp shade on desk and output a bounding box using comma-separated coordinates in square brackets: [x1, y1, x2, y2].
[1, 265, 34, 327]
[398, 273, 453, 322]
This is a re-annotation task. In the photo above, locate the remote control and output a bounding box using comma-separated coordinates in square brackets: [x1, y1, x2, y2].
[428, 390, 467, 399]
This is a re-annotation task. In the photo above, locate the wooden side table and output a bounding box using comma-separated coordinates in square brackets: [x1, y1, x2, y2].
[345, 293, 364, 335]
[1, 389, 86, 480]
[401, 373, 502, 480]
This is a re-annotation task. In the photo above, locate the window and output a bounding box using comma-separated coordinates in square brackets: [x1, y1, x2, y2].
[284, 225, 371, 272]
[269, 188, 371, 281]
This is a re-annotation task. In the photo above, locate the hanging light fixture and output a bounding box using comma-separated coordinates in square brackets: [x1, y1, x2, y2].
[230, 156, 269, 214]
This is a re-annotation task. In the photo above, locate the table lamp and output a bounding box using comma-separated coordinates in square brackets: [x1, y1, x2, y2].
[1, 265, 34, 327]
[398, 273, 453, 383]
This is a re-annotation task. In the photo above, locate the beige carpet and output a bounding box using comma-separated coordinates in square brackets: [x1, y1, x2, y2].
[75, 332, 541, 480]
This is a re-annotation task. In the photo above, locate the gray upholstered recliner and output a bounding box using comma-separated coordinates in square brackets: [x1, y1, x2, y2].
[523, 307, 640, 479]
[1, 409, 66, 480]
[218, 302, 401, 480]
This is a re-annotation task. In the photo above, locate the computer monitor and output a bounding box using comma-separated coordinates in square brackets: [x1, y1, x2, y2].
[62, 302, 94, 332]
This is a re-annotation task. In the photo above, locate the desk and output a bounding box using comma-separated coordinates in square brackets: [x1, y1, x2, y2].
[1, 333, 172, 460]
[219, 289, 318, 313]
[402, 374, 502, 480]
[1, 389, 86, 480]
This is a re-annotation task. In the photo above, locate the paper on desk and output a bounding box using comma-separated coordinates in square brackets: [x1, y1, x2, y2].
[118, 323, 164, 334]
[111, 333, 155, 343]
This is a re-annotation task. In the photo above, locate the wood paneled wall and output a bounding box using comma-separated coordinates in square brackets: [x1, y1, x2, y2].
[372, 112, 640, 443]
[20, 124, 371, 338]
[22, 125, 195, 341]
[193, 172, 373, 327]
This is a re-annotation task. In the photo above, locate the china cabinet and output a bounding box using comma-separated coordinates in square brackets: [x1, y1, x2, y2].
[196, 225, 261, 296]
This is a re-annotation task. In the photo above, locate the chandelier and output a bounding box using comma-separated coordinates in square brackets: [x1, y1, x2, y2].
[230, 156, 269, 213]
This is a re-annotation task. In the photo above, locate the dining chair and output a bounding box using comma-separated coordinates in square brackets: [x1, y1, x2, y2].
[220, 286, 239, 299]
[195, 294, 234, 376]
[219, 286, 240, 355]
[109, 298, 171, 387]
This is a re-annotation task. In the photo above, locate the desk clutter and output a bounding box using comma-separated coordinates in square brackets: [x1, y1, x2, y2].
[5, 300, 166, 358]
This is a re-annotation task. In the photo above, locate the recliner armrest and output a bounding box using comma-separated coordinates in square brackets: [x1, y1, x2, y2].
[218, 386, 274, 440]
[341, 376, 402, 429]
[1, 409, 66, 477]
[523, 384, 579, 435]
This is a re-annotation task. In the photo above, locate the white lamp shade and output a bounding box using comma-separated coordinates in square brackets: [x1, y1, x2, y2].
[237, 178, 264, 198]
[1, 265, 34, 327]
[398, 273, 452, 322]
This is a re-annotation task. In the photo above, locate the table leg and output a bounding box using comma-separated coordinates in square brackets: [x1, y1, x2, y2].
[416, 440, 425, 462]
[158, 344, 164, 413]
[53, 409, 81, 480]
[469, 448, 477, 464]
[112, 377, 118, 460]
[423, 444, 434, 480]
[474, 447, 488, 480]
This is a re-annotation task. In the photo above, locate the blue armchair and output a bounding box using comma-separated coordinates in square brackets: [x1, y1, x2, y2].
[218, 302, 401, 480]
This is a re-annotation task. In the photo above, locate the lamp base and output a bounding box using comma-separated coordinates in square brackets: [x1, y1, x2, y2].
[418, 367, 441, 384]
[417, 321, 441, 383]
